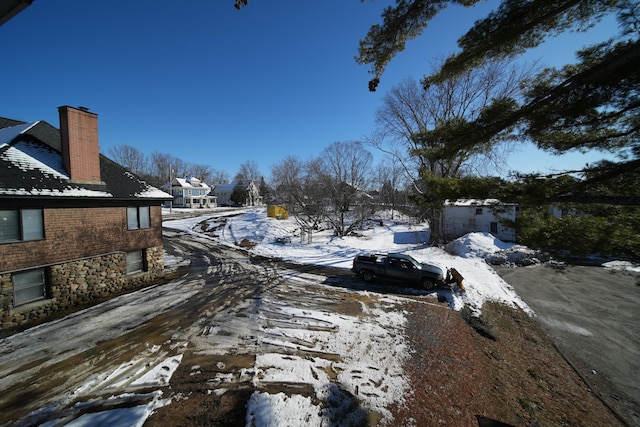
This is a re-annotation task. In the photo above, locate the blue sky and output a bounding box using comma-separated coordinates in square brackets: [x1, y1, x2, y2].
[1, 0, 619, 181]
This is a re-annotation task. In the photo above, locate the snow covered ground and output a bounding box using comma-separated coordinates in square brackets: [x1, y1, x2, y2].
[8, 207, 585, 426]
[196, 208, 534, 316]
[155, 208, 533, 426]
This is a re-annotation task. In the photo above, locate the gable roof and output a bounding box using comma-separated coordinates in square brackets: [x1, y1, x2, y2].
[444, 199, 516, 207]
[0, 119, 171, 201]
[173, 176, 211, 190]
[213, 179, 257, 192]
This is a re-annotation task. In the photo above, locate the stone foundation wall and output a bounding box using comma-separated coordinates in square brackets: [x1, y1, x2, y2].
[0, 246, 164, 329]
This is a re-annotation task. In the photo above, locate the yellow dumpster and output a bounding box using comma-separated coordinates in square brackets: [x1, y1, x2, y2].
[267, 205, 289, 219]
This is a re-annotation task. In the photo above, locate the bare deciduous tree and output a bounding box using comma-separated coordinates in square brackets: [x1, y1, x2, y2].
[368, 59, 535, 241]
[271, 156, 325, 234]
[105, 146, 228, 191]
[148, 152, 170, 188]
[235, 160, 261, 183]
[318, 141, 374, 236]
[370, 59, 533, 183]
[376, 159, 409, 219]
[107, 145, 147, 176]
[210, 170, 230, 185]
[190, 164, 214, 185]
[272, 142, 376, 237]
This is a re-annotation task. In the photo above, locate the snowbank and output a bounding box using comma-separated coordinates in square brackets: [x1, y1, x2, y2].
[193, 209, 533, 316]
[445, 232, 545, 266]
[603, 260, 640, 273]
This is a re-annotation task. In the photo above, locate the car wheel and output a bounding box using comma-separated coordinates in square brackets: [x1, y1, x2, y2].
[362, 270, 374, 282]
[421, 278, 435, 290]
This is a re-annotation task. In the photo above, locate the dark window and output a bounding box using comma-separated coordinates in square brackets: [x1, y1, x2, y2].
[490, 222, 498, 234]
[475, 208, 483, 215]
[0, 208, 44, 243]
[126, 250, 146, 274]
[127, 206, 151, 230]
[400, 260, 413, 269]
[13, 268, 46, 305]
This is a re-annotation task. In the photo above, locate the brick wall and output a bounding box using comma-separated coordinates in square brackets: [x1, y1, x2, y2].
[1, 205, 163, 272]
[59, 106, 102, 183]
[0, 204, 166, 329]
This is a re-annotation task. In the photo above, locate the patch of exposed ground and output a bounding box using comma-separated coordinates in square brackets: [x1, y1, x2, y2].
[145, 353, 255, 427]
[393, 300, 624, 427]
[145, 299, 624, 426]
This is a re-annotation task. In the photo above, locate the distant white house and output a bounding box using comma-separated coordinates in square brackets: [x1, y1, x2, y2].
[443, 199, 517, 242]
[550, 205, 580, 218]
[213, 180, 262, 206]
[170, 176, 217, 208]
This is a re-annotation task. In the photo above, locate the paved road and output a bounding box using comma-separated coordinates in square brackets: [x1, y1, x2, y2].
[496, 264, 640, 426]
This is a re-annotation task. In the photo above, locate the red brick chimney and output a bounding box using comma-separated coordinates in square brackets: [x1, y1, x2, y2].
[58, 105, 102, 184]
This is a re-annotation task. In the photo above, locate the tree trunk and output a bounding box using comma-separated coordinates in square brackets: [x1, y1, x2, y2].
[426, 206, 444, 244]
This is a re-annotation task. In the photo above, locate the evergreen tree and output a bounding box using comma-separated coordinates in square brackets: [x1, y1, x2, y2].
[357, 1, 638, 200]
[259, 177, 273, 204]
[357, 0, 639, 257]
[235, 0, 639, 256]
[230, 184, 248, 206]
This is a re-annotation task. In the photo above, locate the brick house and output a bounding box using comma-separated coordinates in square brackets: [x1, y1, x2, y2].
[0, 106, 172, 329]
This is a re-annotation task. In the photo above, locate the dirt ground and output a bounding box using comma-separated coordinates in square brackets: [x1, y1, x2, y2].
[2, 222, 633, 426]
[396, 300, 628, 426]
[145, 298, 625, 427]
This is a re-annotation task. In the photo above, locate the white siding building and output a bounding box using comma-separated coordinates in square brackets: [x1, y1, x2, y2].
[170, 176, 216, 208]
[213, 180, 262, 207]
[443, 199, 517, 242]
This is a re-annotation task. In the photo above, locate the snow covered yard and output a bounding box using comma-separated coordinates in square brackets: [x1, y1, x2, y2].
[4, 207, 629, 426]
[155, 208, 536, 425]
[209, 208, 532, 316]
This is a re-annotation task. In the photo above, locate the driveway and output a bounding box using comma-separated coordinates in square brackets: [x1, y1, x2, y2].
[496, 264, 640, 426]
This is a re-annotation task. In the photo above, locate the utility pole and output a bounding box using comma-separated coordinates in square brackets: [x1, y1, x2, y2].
[169, 167, 174, 213]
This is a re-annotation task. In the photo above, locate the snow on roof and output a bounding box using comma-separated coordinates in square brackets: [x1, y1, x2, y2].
[0, 144, 115, 198]
[0, 122, 38, 146]
[2, 187, 113, 197]
[0, 126, 171, 201]
[0, 145, 112, 198]
[136, 186, 174, 198]
[445, 199, 514, 206]
[174, 176, 210, 189]
[6, 140, 68, 178]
